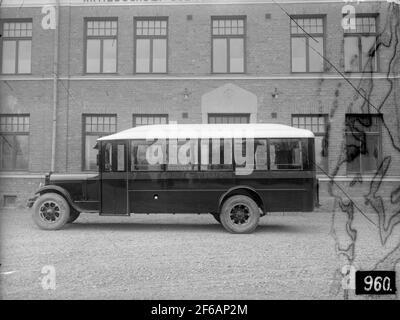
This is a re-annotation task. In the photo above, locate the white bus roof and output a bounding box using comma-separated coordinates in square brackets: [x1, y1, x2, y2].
[98, 123, 314, 141]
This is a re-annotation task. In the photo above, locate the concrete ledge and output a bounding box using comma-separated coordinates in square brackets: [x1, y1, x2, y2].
[0, 174, 45, 179]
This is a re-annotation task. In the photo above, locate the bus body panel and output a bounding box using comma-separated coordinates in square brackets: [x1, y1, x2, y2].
[127, 171, 315, 214]
[101, 172, 128, 215]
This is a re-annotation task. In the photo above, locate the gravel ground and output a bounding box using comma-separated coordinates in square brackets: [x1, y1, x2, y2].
[0, 208, 398, 300]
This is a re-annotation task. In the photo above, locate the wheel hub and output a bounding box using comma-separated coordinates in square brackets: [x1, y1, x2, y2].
[39, 201, 61, 223]
[230, 204, 250, 225]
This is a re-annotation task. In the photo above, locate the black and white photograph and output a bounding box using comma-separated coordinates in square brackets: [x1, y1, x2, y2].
[0, 0, 399, 306]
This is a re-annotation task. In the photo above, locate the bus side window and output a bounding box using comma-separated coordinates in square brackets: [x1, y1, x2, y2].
[301, 138, 310, 170]
[233, 138, 254, 172]
[255, 139, 268, 170]
[200, 138, 233, 171]
[131, 139, 165, 171]
[117, 144, 125, 172]
[269, 139, 302, 170]
[167, 139, 198, 171]
[136, 144, 149, 170]
[104, 142, 112, 172]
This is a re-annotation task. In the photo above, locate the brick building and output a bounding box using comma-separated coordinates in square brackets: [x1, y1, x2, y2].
[0, 0, 399, 210]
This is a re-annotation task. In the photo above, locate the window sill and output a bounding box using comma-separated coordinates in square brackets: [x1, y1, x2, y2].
[0, 73, 32, 76]
[0, 172, 44, 179]
[317, 175, 400, 182]
[83, 73, 119, 76]
[343, 71, 380, 75]
[290, 71, 327, 74]
[211, 72, 246, 75]
[133, 73, 168, 75]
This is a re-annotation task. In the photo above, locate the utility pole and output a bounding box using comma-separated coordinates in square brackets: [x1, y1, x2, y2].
[50, 0, 60, 172]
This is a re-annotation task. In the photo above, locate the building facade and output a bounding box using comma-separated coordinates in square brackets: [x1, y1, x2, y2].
[0, 0, 399, 210]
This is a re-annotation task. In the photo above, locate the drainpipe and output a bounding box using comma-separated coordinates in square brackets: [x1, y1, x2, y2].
[50, 0, 60, 173]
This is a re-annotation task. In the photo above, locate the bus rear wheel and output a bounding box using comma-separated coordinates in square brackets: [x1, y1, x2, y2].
[32, 193, 70, 230]
[220, 195, 260, 234]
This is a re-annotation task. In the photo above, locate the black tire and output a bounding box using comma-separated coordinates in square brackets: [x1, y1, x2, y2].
[67, 210, 80, 223]
[220, 195, 260, 234]
[32, 193, 70, 230]
[210, 212, 221, 223]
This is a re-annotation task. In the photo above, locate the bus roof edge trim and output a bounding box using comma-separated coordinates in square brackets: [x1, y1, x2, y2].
[98, 124, 315, 141]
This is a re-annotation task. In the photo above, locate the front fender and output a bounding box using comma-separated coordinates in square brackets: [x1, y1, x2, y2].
[31, 185, 81, 212]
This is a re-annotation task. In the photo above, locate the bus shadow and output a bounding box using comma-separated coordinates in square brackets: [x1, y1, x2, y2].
[67, 222, 316, 234]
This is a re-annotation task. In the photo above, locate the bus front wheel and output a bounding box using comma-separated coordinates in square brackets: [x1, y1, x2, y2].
[32, 193, 70, 230]
[220, 195, 260, 234]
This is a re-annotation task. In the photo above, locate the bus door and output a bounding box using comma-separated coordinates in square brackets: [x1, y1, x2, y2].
[100, 140, 128, 215]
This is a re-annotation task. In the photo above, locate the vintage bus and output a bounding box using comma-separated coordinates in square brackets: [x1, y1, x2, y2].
[28, 123, 318, 233]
